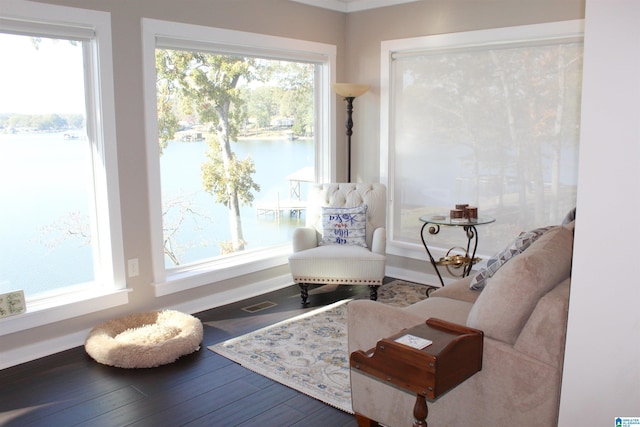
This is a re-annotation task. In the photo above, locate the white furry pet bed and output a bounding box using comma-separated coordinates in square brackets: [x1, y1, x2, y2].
[85, 310, 203, 369]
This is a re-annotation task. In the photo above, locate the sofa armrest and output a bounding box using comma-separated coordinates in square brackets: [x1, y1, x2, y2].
[370, 227, 386, 255]
[292, 227, 318, 252]
[347, 300, 424, 354]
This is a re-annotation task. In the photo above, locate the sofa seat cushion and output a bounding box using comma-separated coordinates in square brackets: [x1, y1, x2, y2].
[467, 225, 574, 344]
[429, 276, 480, 304]
[403, 296, 475, 326]
[289, 244, 386, 284]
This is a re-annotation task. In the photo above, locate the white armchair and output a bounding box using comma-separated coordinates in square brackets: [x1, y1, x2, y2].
[288, 183, 387, 305]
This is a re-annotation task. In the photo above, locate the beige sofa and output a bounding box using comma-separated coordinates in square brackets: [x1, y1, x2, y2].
[348, 222, 574, 426]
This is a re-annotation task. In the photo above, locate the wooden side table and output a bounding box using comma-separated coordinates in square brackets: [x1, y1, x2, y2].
[350, 318, 483, 427]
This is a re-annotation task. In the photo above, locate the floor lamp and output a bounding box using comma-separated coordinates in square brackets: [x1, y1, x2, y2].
[333, 83, 369, 182]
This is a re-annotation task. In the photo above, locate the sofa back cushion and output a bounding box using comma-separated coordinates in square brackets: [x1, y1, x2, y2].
[466, 225, 574, 344]
[514, 277, 571, 368]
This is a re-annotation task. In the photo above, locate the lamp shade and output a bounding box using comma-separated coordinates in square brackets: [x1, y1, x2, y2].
[332, 83, 370, 98]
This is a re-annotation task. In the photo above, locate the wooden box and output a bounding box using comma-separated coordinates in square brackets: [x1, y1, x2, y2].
[350, 317, 483, 400]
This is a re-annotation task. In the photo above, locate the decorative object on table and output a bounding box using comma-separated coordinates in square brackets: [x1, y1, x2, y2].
[85, 310, 203, 368]
[0, 290, 26, 318]
[439, 246, 481, 277]
[288, 183, 386, 304]
[450, 208, 465, 220]
[455, 203, 469, 212]
[465, 206, 478, 219]
[332, 83, 369, 182]
[209, 279, 434, 414]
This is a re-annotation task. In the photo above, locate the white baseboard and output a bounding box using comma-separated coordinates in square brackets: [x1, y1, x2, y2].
[385, 265, 460, 288]
[0, 329, 90, 370]
[167, 274, 294, 315]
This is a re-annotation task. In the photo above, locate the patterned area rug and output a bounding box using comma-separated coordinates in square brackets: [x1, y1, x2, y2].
[208, 280, 433, 413]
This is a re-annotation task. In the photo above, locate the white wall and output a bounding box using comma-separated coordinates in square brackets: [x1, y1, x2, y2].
[558, 0, 640, 423]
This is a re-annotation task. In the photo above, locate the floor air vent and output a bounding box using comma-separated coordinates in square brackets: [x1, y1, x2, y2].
[241, 301, 277, 313]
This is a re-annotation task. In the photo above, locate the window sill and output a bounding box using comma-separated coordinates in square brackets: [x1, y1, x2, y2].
[0, 288, 131, 336]
[153, 244, 292, 297]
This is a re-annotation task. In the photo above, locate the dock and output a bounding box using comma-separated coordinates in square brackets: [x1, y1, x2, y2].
[255, 196, 307, 219]
[256, 167, 314, 219]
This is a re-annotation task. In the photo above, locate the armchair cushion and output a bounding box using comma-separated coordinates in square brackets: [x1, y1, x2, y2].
[319, 204, 368, 247]
[288, 245, 385, 285]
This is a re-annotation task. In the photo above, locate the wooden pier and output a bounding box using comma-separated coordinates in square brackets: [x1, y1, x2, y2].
[255, 196, 306, 219]
[255, 167, 314, 219]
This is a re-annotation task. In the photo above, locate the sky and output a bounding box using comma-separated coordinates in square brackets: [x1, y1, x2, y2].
[0, 33, 86, 115]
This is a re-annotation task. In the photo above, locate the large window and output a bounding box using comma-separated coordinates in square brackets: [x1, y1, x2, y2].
[142, 19, 335, 294]
[382, 21, 583, 261]
[0, 1, 125, 330]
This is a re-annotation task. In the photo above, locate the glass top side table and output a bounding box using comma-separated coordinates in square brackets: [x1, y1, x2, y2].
[419, 215, 496, 288]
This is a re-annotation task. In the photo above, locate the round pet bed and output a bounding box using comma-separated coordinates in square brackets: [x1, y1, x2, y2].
[85, 310, 203, 369]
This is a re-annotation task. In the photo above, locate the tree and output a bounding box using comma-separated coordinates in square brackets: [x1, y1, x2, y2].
[246, 86, 280, 129]
[155, 49, 261, 253]
[271, 62, 314, 136]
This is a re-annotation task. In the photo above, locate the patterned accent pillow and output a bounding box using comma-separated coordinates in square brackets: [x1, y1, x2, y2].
[319, 205, 368, 247]
[469, 226, 553, 290]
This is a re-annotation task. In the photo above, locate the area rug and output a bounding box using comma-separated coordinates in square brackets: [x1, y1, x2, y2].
[208, 280, 433, 413]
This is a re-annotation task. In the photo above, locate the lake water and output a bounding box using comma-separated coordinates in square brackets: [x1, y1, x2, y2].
[160, 136, 314, 266]
[0, 131, 313, 296]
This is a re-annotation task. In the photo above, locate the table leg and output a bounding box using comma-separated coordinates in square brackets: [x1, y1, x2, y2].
[420, 222, 445, 288]
[413, 394, 429, 427]
[462, 225, 479, 277]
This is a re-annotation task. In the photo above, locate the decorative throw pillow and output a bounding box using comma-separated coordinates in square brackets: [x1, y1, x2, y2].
[319, 205, 368, 247]
[469, 226, 553, 290]
[562, 207, 576, 225]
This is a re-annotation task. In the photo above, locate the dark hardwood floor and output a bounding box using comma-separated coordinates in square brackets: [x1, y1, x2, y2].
[0, 281, 387, 427]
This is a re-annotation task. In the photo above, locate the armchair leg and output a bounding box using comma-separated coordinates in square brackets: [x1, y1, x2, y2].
[299, 283, 309, 305]
[369, 285, 379, 301]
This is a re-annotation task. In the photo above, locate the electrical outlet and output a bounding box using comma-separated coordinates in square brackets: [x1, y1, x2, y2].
[127, 258, 139, 277]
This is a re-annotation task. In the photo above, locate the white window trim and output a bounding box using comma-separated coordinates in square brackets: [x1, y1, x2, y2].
[0, 0, 126, 335]
[380, 19, 584, 262]
[141, 18, 337, 296]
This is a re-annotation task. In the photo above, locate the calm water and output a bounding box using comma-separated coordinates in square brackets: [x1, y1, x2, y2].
[160, 137, 314, 267]
[0, 131, 313, 296]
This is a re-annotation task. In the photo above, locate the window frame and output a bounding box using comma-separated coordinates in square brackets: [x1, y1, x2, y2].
[141, 18, 337, 296]
[380, 20, 585, 265]
[0, 0, 127, 335]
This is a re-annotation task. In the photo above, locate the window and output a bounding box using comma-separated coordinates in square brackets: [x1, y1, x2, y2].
[381, 21, 583, 261]
[142, 19, 336, 294]
[0, 0, 125, 332]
